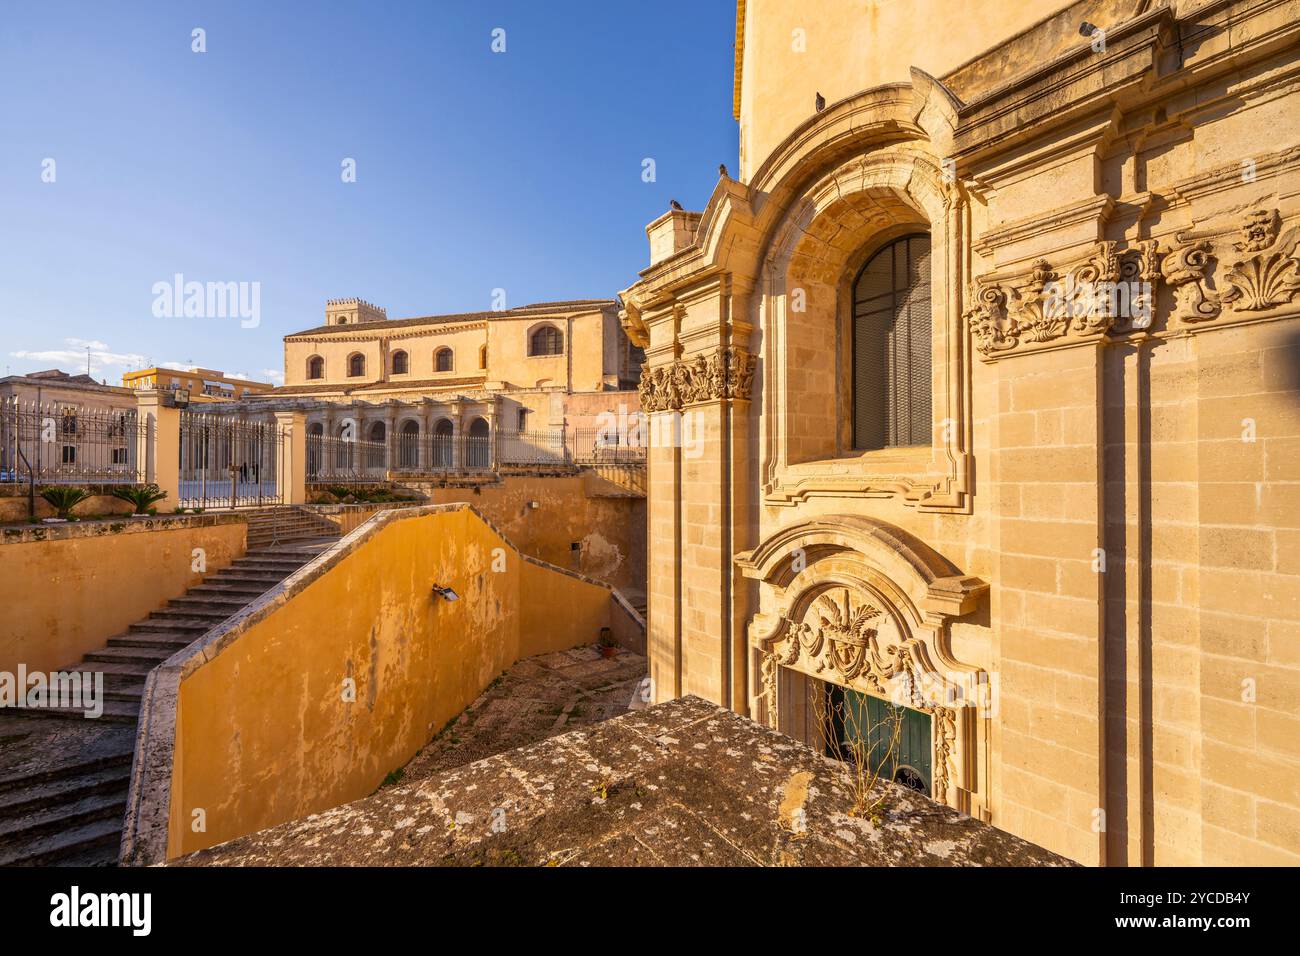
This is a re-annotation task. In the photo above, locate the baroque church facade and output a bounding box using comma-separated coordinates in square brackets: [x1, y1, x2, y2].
[620, 0, 1300, 865]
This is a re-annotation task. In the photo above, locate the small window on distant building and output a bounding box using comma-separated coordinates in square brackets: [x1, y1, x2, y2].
[517, 409, 528, 432]
[479, 344, 488, 369]
[436, 348, 454, 372]
[529, 325, 563, 356]
[348, 353, 365, 377]
[307, 356, 324, 380]
[392, 350, 409, 375]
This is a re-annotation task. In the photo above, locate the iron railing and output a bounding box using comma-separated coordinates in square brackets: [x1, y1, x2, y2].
[178, 410, 283, 509]
[568, 427, 647, 465]
[307, 434, 389, 483]
[0, 397, 144, 485]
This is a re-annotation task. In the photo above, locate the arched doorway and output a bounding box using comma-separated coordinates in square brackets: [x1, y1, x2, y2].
[466, 417, 490, 469]
[367, 421, 386, 471]
[432, 419, 454, 469]
[398, 420, 419, 469]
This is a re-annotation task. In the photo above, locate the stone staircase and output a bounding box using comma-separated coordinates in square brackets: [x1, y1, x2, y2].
[0, 542, 332, 866]
[244, 506, 340, 550]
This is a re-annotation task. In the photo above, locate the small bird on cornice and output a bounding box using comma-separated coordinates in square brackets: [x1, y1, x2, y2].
[718, 163, 729, 179]
[815, 92, 826, 112]
[670, 199, 684, 211]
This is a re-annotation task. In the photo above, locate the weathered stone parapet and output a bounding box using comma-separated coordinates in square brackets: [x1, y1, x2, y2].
[171, 696, 1074, 867]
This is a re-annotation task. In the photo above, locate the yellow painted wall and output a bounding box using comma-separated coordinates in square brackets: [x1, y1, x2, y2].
[0, 518, 246, 675]
[415, 475, 647, 596]
[168, 506, 624, 857]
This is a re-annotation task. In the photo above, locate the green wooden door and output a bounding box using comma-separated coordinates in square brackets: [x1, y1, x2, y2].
[825, 684, 932, 796]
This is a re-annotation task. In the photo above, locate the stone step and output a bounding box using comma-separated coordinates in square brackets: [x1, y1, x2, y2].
[2, 699, 140, 724]
[0, 750, 132, 796]
[0, 765, 131, 821]
[84, 645, 175, 666]
[187, 581, 275, 597]
[206, 569, 290, 584]
[107, 631, 192, 651]
[168, 594, 251, 611]
[71, 660, 156, 679]
[131, 616, 218, 632]
[0, 789, 127, 845]
[0, 815, 124, 867]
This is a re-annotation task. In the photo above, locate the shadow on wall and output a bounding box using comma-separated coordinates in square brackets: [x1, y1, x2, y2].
[120, 502, 645, 865]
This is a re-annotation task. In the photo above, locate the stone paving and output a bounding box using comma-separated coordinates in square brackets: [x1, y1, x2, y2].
[395, 645, 648, 785]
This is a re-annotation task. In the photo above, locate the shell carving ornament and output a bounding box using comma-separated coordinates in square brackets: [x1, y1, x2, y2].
[638, 346, 757, 412]
[966, 208, 1300, 359]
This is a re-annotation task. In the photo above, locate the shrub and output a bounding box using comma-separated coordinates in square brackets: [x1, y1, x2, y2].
[40, 486, 91, 519]
[111, 483, 169, 515]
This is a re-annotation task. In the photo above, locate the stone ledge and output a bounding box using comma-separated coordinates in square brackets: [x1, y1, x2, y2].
[0, 512, 246, 546]
[173, 696, 1075, 867]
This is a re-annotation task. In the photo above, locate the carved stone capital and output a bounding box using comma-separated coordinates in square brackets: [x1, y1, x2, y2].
[637, 346, 757, 411]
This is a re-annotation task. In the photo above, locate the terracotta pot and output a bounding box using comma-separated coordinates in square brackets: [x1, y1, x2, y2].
[600, 645, 618, 659]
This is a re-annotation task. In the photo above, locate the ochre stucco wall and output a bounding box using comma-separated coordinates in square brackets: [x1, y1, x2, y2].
[0, 518, 246, 675]
[168, 507, 624, 857]
[415, 475, 647, 598]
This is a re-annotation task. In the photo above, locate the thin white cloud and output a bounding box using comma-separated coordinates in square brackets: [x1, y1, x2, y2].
[10, 338, 147, 376]
[260, 368, 285, 384]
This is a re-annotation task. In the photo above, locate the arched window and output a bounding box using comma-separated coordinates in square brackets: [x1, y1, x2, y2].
[529, 325, 563, 356]
[479, 344, 488, 369]
[391, 350, 408, 375]
[307, 355, 324, 380]
[435, 348, 454, 372]
[348, 353, 366, 377]
[851, 233, 932, 449]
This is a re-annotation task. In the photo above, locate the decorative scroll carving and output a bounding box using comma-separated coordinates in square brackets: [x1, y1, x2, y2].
[968, 209, 1300, 358]
[757, 584, 960, 803]
[965, 242, 1159, 359]
[638, 346, 757, 411]
[1160, 239, 1222, 323]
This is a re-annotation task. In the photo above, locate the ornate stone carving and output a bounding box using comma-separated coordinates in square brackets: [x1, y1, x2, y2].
[966, 245, 1148, 358]
[760, 586, 959, 803]
[1160, 238, 1222, 323]
[969, 209, 1300, 355]
[1221, 209, 1300, 311]
[637, 346, 757, 411]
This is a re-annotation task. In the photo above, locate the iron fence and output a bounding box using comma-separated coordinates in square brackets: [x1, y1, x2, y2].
[389, 432, 493, 473]
[0, 397, 144, 486]
[497, 429, 567, 467]
[178, 410, 283, 509]
[307, 434, 388, 483]
[569, 426, 647, 465]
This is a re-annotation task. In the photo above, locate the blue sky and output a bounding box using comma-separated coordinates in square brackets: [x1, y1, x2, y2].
[0, 1, 737, 385]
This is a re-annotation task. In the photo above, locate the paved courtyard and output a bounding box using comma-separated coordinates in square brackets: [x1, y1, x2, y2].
[394, 645, 648, 785]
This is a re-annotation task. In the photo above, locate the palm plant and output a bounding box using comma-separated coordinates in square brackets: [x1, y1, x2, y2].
[40, 486, 91, 520]
[111, 483, 169, 515]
